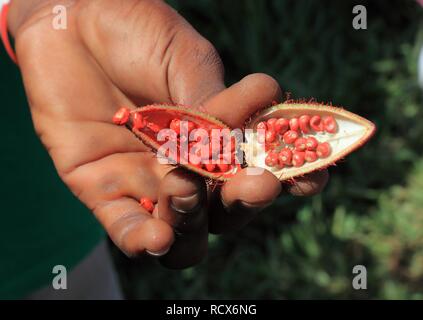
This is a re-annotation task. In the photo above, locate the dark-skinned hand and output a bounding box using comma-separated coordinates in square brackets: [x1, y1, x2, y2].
[8, 0, 329, 268]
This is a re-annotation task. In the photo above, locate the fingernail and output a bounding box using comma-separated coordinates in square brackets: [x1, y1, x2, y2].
[170, 193, 201, 214]
[239, 200, 274, 212]
[146, 246, 170, 257]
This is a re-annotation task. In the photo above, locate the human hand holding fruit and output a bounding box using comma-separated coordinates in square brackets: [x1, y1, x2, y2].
[8, 0, 330, 268]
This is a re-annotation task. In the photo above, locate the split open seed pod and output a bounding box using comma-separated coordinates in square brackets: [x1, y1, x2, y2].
[244, 103, 376, 181]
[113, 102, 376, 182]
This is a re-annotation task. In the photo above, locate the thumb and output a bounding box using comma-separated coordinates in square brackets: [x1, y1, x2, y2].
[166, 33, 226, 107]
[83, 0, 226, 107]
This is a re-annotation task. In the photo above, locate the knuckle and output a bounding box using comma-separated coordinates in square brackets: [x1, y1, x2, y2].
[191, 39, 223, 71]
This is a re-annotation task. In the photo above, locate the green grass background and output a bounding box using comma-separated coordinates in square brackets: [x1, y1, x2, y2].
[112, 0, 423, 299]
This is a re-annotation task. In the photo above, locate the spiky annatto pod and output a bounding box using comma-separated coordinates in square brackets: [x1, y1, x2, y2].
[113, 102, 376, 182]
[244, 102, 376, 181]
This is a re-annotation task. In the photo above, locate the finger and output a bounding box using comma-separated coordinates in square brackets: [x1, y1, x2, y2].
[14, 8, 175, 258]
[209, 168, 281, 234]
[204, 73, 282, 128]
[81, 0, 225, 107]
[284, 169, 330, 196]
[64, 152, 175, 256]
[95, 197, 174, 257]
[154, 168, 208, 269]
[42, 120, 149, 175]
[201, 73, 282, 233]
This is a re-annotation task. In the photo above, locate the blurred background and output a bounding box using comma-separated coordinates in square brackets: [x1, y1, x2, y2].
[1, 0, 423, 299]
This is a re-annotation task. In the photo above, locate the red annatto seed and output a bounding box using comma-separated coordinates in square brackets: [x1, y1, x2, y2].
[147, 122, 160, 133]
[279, 148, 293, 165]
[187, 121, 196, 133]
[257, 121, 267, 131]
[210, 136, 222, 155]
[292, 151, 305, 167]
[112, 107, 130, 125]
[294, 137, 308, 151]
[209, 142, 220, 159]
[220, 134, 230, 151]
[230, 137, 236, 152]
[257, 131, 266, 144]
[275, 161, 284, 170]
[299, 115, 311, 133]
[204, 163, 216, 172]
[289, 118, 300, 131]
[306, 137, 319, 150]
[179, 134, 189, 147]
[170, 118, 181, 134]
[283, 130, 299, 144]
[265, 130, 276, 143]
[310, 115, 324, 132]
[316, 142, 331, 158]
[323, 116, 338, 133]
[265, 151, 279, 167]
[196, 144, 210, 160]
[178, 148, 188, 163]
[188, 150, 202, 165]
[267, 118, 277, 131]
[132, 112, 145, 130]
[275, 118, 289, 135]
[305, 150, 318, 162]
[220, 152, 233, 164]
[217, 163, 230, 172]
[191, 163, 202, 169]
[140, 197, 154, 213]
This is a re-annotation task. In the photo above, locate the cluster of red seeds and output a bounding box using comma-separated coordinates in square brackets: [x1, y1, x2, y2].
[167, 118, 237, 173]
[113, 108, 237, 173]
[257, 115, 336, 169]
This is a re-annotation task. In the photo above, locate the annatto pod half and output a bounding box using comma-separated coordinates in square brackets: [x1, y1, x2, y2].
[117, 104, 242, 181]
[112, 102, 376, 182]
[244, 102, 376, 181]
